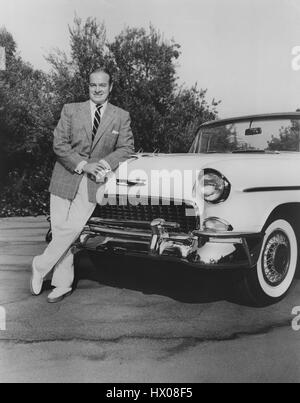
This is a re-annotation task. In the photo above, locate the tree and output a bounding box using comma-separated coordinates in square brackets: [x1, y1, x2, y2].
[48, 19, 219, 153]
[189, 123, 238, 153]
[268, 119, 300, 151]
[161, 85, 220, 152]
[107, 25, 179, 151]
[47, 16, 109, 108]
[108, 25, 219, 152]
[0, 28, 55, 216]
[0, 27, 17, 64]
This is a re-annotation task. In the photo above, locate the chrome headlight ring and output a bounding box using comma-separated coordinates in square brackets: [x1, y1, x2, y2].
[200, 168, 231, 204]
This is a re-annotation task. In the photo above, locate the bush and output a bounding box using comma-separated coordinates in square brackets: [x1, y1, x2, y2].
[0, 166, 51, 217]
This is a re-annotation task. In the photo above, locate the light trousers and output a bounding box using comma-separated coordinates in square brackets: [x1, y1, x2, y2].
[35, 175, 96, 288]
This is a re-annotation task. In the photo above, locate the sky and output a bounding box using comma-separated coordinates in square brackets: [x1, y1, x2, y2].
[1, 0, 300, 118]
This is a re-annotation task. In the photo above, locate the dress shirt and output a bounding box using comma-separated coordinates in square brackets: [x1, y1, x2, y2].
[74, 100, 111, 174]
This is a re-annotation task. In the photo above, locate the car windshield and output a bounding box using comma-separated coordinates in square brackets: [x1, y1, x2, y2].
[189, 117, 300, 154]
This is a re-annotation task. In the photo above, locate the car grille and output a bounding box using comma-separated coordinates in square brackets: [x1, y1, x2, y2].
[92, 197, 199, 233]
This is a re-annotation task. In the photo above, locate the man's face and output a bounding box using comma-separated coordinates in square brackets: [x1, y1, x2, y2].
[89, 72, 112, 105]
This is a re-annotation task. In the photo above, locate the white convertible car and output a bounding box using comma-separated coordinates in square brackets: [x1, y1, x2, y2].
[73, 112, 300, 306]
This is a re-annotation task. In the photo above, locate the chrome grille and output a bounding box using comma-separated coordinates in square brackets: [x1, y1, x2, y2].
[92, 198, 199, 233]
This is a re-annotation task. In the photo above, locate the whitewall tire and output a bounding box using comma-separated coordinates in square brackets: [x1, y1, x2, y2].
[241, 218, 298, 306]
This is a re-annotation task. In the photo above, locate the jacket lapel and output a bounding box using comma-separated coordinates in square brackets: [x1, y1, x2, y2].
[91, 103, 116, 151]
[81, 101, 92, 142]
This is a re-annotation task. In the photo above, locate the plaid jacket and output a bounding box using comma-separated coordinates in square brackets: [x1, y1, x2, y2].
[49, 101, 135, 203]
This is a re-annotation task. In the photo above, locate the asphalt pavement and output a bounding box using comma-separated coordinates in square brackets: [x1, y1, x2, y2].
[0, 216, 299, 383]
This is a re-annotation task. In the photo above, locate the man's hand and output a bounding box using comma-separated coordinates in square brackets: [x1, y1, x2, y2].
[82, 162, 104, 176]
[83, 162, 108, 183]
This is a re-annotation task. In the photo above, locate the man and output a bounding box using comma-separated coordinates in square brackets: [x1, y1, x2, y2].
[30, 67, 135, 303]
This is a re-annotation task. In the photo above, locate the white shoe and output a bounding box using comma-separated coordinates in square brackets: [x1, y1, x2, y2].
[47, 287, 72, 304]
[30, 258, 44, 296]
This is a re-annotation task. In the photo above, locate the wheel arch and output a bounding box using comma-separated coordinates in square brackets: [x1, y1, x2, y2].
[264, 203, 300, 238]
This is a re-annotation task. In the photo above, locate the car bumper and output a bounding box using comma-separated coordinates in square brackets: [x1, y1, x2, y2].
[74, 218, 264, 270]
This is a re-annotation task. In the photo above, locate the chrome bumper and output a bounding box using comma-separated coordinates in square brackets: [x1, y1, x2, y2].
[75, 218, 263, 269]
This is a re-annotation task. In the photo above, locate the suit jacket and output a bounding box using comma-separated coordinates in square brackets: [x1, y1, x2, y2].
[49, 101, 135, 203]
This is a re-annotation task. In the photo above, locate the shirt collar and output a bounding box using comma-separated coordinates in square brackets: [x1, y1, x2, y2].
[90, 100, 108, 114]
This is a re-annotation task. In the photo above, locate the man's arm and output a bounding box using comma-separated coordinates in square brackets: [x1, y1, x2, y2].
[101, 111, 135, 171]
[53, 104, 87, 173]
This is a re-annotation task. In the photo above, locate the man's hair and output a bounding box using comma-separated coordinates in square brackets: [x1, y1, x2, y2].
[89, 67, 113, 85]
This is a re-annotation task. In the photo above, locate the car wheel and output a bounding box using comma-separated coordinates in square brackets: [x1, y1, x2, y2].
[240, 218, 298, 306]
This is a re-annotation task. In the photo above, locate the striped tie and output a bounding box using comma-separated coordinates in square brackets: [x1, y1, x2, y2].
[92, 104, 102, 143]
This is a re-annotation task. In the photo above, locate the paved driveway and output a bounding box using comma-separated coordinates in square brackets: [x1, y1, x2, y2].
[0, 217, 299, 383]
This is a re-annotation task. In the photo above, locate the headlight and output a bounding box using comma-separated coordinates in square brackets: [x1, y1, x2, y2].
[200, 169, 231, 203]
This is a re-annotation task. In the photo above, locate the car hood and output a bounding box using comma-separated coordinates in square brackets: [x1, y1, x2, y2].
[101, 152, 300, 202]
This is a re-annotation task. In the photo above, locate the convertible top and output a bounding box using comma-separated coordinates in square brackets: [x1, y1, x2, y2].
[201, 112, 300, 128]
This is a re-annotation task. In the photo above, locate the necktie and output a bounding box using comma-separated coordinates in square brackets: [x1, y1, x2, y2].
[92, 104, 102, 143]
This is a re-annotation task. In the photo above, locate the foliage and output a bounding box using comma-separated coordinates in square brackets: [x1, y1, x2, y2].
[0, 28, 55, 216]
[108, 25, 219, 152]
[0, 19, 220, 217]
[268, 119, 300, 151]
[47, 21, 219, 152]
[46, 16, 109, 107]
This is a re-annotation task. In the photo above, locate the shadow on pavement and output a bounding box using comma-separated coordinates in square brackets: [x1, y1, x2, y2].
[73, 250, 238, 304]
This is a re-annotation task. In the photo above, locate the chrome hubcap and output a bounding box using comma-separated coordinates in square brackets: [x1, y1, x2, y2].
[262, 230, 290, 286]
